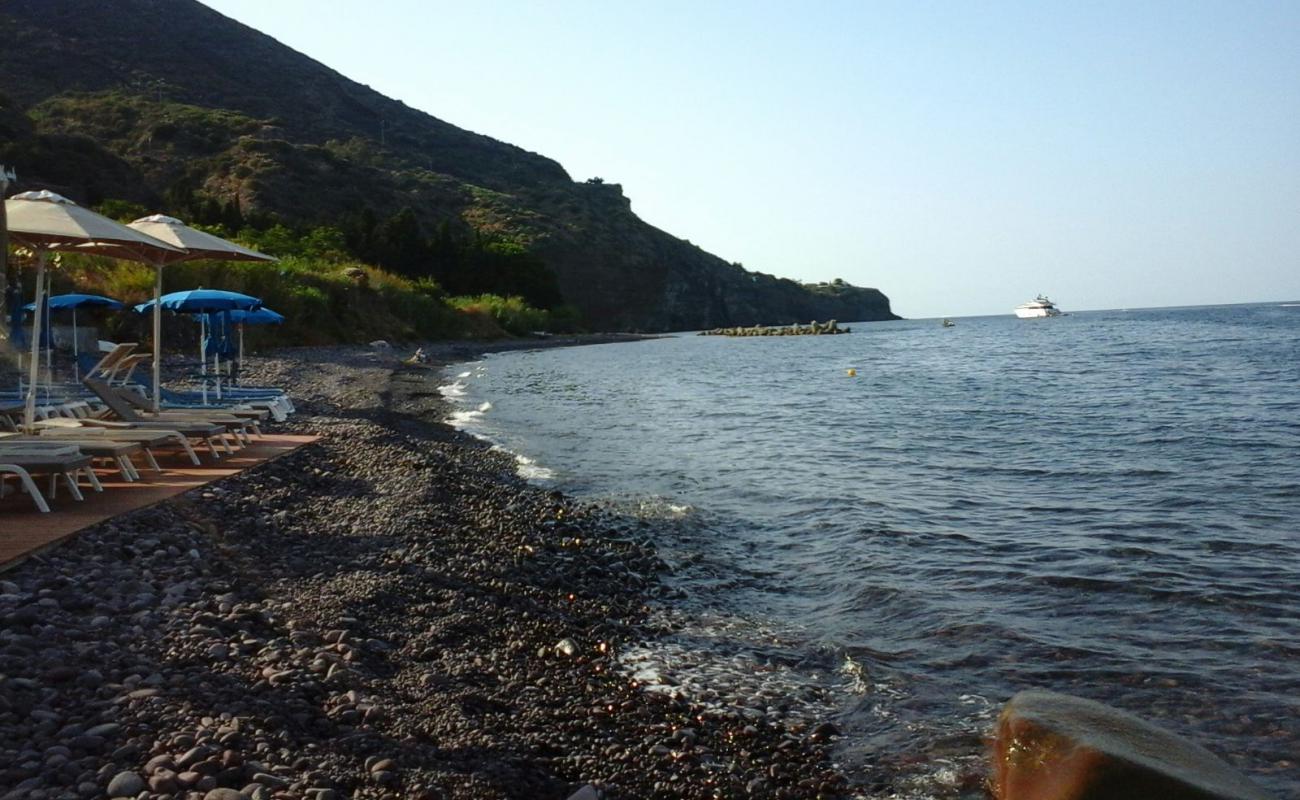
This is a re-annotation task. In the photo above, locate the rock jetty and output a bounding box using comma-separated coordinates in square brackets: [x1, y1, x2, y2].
[699, 320, 850, 337]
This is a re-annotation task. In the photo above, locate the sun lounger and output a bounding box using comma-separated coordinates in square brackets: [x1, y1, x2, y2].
[83, 378, 247, 451]
[0, 433, 145, 481]
[116, 384, 267, 434]
[109, 353, 152, 386]
[157, 386, 290, 422]
[10, 414, 169, 476]
[40, 399, 228, 460]
[0, 446, 101, 502]
[31, 404, 207, 465]
[0, 464, 50, 513]
[84, 343, 137, 383]
[75, 417, 229, 459]
[158, 380, 294, 418]
[33, 421, 182, 471]
[87, 342, 292, 422]
[85, 376, 255, 432]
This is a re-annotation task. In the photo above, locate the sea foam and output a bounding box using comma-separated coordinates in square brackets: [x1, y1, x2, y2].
[514, 454, 556, 481]
[447, 401, 491, 427]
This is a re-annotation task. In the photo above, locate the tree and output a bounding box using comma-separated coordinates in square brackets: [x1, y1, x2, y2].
[221, 197, 245, 231]
[343, 207, 379, 264]
[300, 227, 350, 262]
[463, 240, 564, 309]
[375, 208, 430, 276]
[94, 198, 150, 223]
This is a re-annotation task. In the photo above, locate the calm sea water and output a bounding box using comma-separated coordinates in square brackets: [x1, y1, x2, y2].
[443, 303, 1300, 798]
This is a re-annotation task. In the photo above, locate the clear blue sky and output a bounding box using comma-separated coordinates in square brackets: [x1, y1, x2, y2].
[202, 0, 1299, 317]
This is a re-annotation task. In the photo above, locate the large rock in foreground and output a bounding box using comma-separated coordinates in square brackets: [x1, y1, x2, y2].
[993, 690, 1274, 800]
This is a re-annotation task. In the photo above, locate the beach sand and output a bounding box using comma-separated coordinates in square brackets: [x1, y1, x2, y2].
[0, 339, 850, 800]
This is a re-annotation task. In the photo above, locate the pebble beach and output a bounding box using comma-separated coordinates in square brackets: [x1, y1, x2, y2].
[0, 340, 852, 800]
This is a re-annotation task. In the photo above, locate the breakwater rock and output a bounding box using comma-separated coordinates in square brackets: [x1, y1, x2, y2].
[993, 690, 1275, 800]
[699, 320, 851, 337]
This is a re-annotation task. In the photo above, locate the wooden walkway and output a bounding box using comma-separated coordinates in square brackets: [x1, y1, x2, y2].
[0, 434, 319, 570]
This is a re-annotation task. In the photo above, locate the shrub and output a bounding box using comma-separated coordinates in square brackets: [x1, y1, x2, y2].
[29, 195, 585, 348]
[448, 294, 581, 336]
[44, 251, 471, 347]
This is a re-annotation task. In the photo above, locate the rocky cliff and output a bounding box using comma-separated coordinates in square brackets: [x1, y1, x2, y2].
[0, 0, 899, 331]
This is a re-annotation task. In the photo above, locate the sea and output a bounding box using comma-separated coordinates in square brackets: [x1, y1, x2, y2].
[440, 303, 1300, 798]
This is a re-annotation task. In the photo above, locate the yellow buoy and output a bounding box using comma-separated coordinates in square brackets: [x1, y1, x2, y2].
[846, 368, 857, 377]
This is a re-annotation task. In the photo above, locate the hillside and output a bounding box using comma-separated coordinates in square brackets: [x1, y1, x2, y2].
[0, 0, 899, 331]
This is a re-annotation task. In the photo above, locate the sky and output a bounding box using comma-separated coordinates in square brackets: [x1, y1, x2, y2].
[201, 0, 1300, 318]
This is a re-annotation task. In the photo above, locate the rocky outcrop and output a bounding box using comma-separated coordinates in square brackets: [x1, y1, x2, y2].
[993, 690, 1274, 800]
[701, 320, 850, 337]
[0, 0, 900, 332]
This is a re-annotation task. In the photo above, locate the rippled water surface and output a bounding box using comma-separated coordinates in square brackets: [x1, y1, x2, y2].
[443, 304, 1300, 797]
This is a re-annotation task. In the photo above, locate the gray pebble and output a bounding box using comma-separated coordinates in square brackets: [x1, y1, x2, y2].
[105, 770, 145, 797]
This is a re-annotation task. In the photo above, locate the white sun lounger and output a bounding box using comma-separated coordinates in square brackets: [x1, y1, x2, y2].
[0, 464, 50, 513]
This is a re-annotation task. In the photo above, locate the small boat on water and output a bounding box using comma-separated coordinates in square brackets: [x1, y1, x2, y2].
[942, 318, 955, 327]
[1014, 295, 1063, 318]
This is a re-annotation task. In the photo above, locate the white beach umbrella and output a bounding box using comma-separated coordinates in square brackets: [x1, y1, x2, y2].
[4, 190, 183, 432]
[125, 215, 275, 411]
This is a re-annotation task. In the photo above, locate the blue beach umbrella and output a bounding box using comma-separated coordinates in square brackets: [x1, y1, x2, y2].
[38, 293, 126, 312]
[227, 307, 284, 381]
[23, 294, 125, 378]
[229, 307, 285, 326]
[134, 289, 262, 401]
[134, 288, 262, 314]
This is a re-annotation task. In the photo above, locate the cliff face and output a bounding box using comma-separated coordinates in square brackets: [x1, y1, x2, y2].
[0, 0, 899, 331]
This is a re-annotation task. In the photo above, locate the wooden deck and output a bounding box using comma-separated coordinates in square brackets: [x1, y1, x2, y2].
[0, 434, 320, 570]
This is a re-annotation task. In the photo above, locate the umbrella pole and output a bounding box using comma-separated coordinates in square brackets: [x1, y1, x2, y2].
[213, 313, 221, 400]
[72, 309, 79, 382]
[23, 249, 47, 433]
[43, 271, 52, 400]
[200, 313, 208, 405]
[152, 263, 163, 412]
[238, 324, 244, 386]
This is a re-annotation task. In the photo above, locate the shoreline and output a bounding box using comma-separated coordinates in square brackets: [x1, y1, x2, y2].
[0, 341, 852, 800]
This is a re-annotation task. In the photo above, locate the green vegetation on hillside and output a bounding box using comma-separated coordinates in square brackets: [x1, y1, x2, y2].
[6, 204, 583, 348]
[109, 196, 576, 341]
[338, 212, 565, 310]
[17, 251, 575, 347]
[29, 91, 262, 156]
[8, 90, 577, 326]
[449, 295, 581, 336]
[0, 1, 900, 331]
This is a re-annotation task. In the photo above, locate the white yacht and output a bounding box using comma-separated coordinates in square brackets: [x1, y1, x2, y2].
[1014, 295, 1063, 318]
